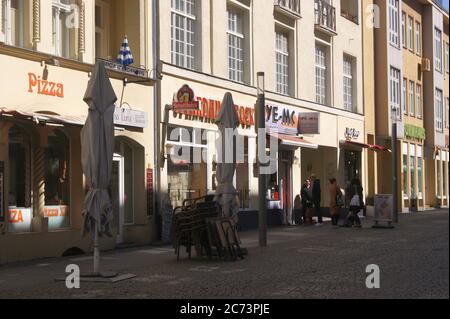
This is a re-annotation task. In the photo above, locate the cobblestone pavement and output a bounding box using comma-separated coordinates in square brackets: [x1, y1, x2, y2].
[0, 210, 448, 299]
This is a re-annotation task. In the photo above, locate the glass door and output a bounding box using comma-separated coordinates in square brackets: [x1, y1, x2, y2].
[111, 155, 124, 244]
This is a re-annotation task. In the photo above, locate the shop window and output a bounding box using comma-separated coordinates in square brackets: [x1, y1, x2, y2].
[402, 143, 409, 200]
[410, 144, 416, 199]
[8, 125, 31, 208]
[167, 126, 208, 208]
[45, 130, 70, 206]
[417, 146, 423, 199]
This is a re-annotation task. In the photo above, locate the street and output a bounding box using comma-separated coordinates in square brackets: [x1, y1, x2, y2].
[0, 210, 448, 299]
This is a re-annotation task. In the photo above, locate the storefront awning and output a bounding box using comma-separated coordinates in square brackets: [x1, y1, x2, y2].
[0, 108, 85, 126]
[342, 140, 391, 153]
[269, 133, 319, 150]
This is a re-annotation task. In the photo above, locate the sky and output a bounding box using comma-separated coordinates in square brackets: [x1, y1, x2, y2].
[443, 0, 449, 11]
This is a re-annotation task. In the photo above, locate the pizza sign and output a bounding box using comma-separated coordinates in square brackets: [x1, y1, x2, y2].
[172, 85, 200, 111]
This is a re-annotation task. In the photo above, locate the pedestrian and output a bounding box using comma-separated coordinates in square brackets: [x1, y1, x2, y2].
[301, 179, 313, 225]
[310, 174, 322, 226]
[328, 178, 343, 227]
[346, 178, 364, 228]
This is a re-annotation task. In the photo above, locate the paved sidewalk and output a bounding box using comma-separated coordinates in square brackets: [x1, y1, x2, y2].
[0, 210, 448, 299]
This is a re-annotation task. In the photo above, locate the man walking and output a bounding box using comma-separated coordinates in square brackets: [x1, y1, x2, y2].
[311, 175, 322, 225]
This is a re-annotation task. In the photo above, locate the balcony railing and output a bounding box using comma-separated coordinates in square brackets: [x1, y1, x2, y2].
[314, 0, 336, 34]
[274, 0, 301, 18]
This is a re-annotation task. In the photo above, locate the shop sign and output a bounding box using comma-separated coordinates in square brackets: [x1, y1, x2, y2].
[265, 104, 299, 136]
[8, 208, 32, 233]
[28, 73, 64, 98]
[114, 108, 148, 128]
[174, 97, 255, 127]
[404, 124, 426, 141]
[298, 112, 320, 135]
[344, 127, 360, 141]
[43, 206, 70, 229]
[172, 85, 200, 111]
[0, 162, 4, 222]
[265, 104, 320, 136]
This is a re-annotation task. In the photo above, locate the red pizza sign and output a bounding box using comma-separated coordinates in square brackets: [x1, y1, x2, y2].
[172, 84, 200, 111]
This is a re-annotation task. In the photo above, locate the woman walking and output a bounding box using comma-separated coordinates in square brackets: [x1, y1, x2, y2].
[347, 178, 364, 228]
[328, 178, 343, 227]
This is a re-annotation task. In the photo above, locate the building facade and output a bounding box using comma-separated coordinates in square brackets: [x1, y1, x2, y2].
[373, 0, 449, 212]
[0, 0, 158, 264]
[155, 0, 370, 229]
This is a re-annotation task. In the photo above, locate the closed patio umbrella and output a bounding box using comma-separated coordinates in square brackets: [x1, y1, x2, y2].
[215, 92, 240, 221]
[81, 61, 117, 274]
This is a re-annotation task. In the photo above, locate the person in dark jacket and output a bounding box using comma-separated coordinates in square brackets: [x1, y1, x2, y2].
[300, 179, 313, 225]
[346, 178, 364, 228]
[310, 175, 322, 225]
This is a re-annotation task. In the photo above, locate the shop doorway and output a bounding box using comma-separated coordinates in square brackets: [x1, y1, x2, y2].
[279, 151, 293, 225]
[111, 155, 125, 244]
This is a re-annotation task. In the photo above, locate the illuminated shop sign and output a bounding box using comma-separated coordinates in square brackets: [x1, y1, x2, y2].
[28, 73, 64, 98]
[172, 85, 200, 111]
[8, 208, 32, 233]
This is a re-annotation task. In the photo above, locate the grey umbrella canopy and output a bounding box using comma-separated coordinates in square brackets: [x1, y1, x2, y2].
[81, 61, 117, 238]
[215, 92, 240, 220]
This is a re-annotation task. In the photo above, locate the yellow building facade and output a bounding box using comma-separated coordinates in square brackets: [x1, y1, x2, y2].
[0, 0, 158, 264]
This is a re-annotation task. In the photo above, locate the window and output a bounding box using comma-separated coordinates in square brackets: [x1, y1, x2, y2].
[446, 42, 449, 73]
[435, 28, 442, 72]
[402, 78, 407, 115]
[1, 0, 24, 47]
[227, 9, 244, 83]
[415, 21, 421, 55]
[8, 125, 31, 209]
[401, 12, 406, 48]
[416, 84, 422, 118]
[171, 0, 196, 70]
[52, 0, 72, 58]
[446, 97, 449, 128]
[45, 130, 70, 207]
[275, 31, 289, 95]
[388, 0, 399, 46]
[435, 89, 443, 132]
[407, 16, 413, 51]
[390, 67, 401, 119]
[343, 55, 355, 112]
[315, 44, 327, 105]
[95, 1, 110, 59]
[409, 80, 415, 117]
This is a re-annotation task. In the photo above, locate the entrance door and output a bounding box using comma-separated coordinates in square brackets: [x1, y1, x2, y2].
[279, 151, 293, 225]
[111, 155, 125, 244]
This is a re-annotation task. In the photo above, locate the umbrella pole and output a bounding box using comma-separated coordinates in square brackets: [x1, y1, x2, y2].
[94, 222, 100, 274]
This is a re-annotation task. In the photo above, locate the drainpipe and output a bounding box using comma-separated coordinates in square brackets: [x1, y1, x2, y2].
[152, 0, 161, 240]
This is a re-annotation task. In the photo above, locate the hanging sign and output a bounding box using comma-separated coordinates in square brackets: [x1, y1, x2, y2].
[298, 112, 320, 135]
[114, 108, 148, 128]
[0, 162, 4, 222]
[172, 84, 200, 111]
[265, 103, 320, 136]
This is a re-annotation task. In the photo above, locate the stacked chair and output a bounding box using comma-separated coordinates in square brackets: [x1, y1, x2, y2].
[171, 195, 245, 261]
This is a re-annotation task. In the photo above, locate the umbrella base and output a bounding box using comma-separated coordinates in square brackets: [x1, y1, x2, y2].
[81, 271, 119, 278]
[55, 273, 136, 284]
